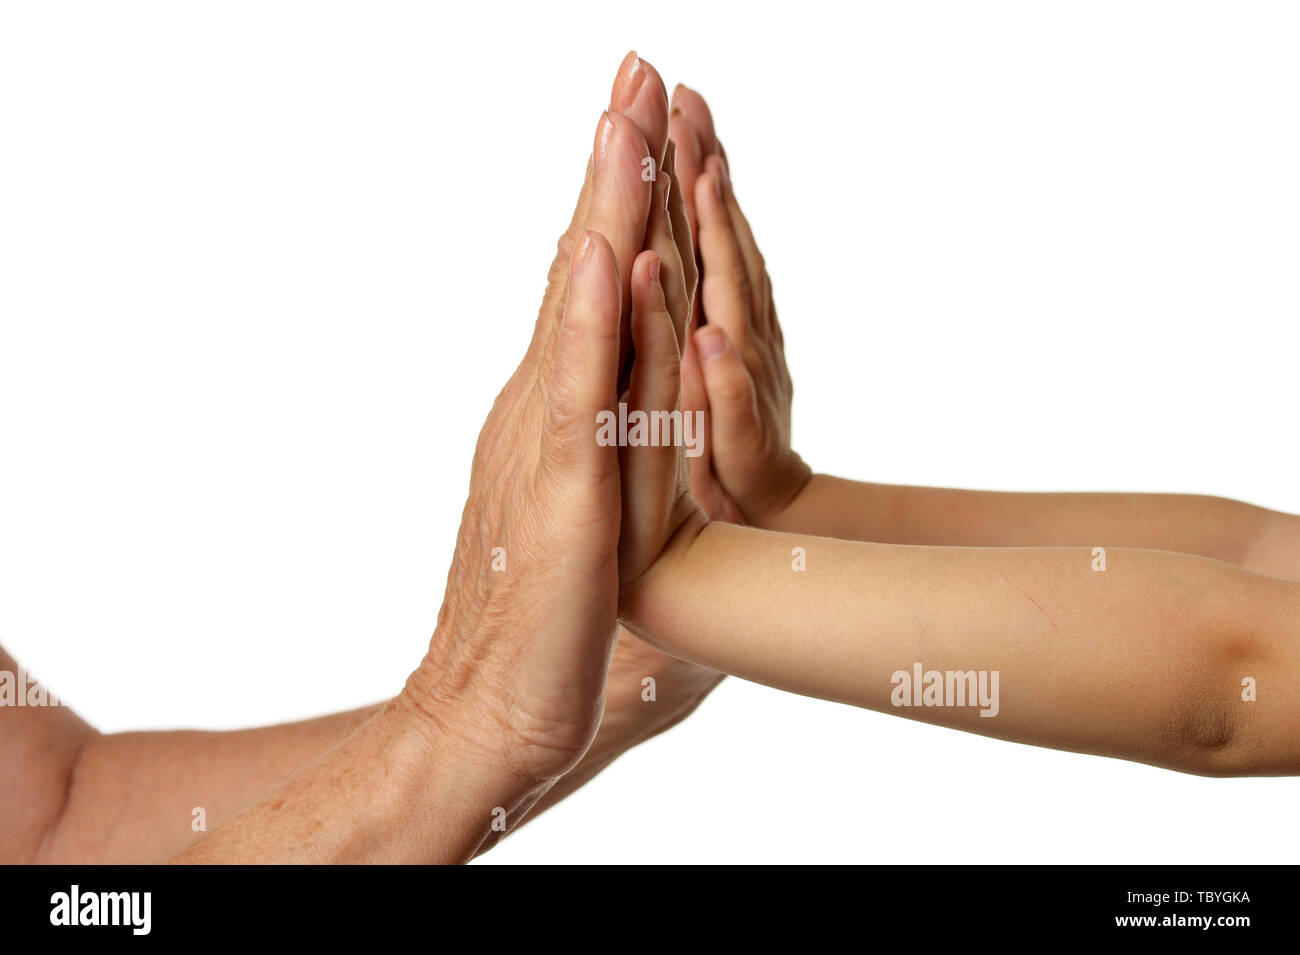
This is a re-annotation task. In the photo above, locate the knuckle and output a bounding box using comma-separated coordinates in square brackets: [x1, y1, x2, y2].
[741, 343, 765, 373]
[657, 349, 683, 388]
[729, 259, 750, 293]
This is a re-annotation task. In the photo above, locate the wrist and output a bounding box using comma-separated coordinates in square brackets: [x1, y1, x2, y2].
[749, 455, 814, 530]
[171, 692, 542, 865]
[577, 702, 644, 764]
[596, 667, 719, 752]
[618, 506, 709, 623]
[383, 682, 549, 861]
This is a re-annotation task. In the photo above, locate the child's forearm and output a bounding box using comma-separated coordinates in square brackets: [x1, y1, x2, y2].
[623, 521, 1300, 776]
[766, 474, 1300, 581]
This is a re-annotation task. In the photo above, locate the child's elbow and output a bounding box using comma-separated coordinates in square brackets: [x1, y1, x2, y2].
[1164, 696, 1243, 776]
[1161, 592, 1286, 777]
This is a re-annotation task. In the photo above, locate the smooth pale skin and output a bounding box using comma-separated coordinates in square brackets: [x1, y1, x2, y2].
[669, 84, 1300, 580]
[4, 52, 714, 865]
[622, 525, 1300, 775]
[621, 90, 1300, 777]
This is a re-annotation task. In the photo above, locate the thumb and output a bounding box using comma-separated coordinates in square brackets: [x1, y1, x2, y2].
[693, 324, 761, 471]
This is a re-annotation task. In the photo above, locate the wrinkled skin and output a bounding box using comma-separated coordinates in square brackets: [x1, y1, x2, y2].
[400, 54, 719, 788]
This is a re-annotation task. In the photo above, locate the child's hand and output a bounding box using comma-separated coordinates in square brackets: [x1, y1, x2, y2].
[617, 142, 707, 595]
[671, 88, 813, 527]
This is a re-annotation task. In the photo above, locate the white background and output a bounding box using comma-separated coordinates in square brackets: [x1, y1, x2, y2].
[2, 1, 1297, 863]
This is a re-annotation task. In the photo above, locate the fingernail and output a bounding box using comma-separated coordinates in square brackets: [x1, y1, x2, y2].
[612, 51, 646, 110]
[712, 175, 723, 203]
[573, 232, 594, 275]
[695, 327, 728, 361]
[595, 112, 615, 164]
[648, 256, 661, 284]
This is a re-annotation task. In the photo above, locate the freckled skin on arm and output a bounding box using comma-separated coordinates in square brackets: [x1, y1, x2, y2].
[0, 646, 97, 864]
[39, 703, 384, 863]
[0, 641, 387, 864]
